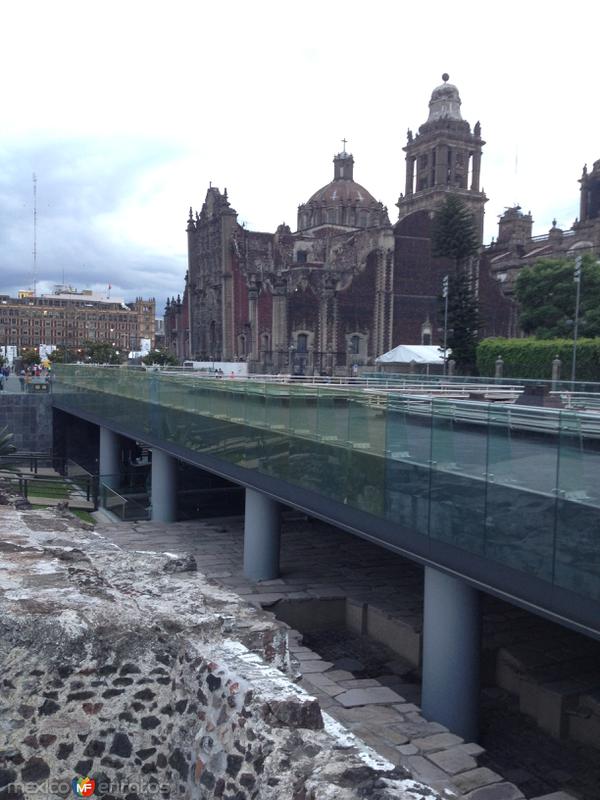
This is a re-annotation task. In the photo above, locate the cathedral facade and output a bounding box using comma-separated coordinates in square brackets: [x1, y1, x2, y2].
[165, 76, 514, 373]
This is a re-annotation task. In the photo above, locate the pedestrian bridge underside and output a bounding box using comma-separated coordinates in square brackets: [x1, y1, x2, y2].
[53, 366, 600, 640]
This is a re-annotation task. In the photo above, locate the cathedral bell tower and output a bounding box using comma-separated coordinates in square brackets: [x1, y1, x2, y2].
[397, 74, 487, 244]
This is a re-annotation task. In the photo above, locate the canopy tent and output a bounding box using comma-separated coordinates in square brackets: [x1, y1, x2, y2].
[376, 344, 446, 365]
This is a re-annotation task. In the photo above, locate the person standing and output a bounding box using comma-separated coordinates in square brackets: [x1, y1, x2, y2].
[19, 369, 26, 392]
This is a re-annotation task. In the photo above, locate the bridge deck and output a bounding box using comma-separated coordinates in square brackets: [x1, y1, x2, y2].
[52, 366, 600, 638]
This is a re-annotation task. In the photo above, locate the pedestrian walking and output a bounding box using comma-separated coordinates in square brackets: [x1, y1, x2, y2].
[19, 370, 25, 392]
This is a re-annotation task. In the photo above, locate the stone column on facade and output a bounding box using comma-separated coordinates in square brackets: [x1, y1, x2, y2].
[384, 249, 394, 353]
[248, 282, 259, 363]
[471, 149, 482, 192]
[435, 144, 447, 186]
[331, 296, 339, 366]
[405, 156, 415, 196]
[271, 277, 288, 372]
[318, 296, 329, 364]
[373, 250, 386, 359]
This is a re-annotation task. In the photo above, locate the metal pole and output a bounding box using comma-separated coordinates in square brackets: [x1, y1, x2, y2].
[442, 275, 449, 376]
[571, 256, 582, 388]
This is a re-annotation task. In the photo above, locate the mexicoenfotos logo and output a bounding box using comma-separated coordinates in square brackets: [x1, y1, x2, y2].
[71, 776, 96, 796]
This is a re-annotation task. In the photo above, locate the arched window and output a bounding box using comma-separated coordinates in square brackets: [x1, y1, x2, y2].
[261, 333, 270, 353]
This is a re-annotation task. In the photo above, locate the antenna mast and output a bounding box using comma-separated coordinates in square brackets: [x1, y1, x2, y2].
[32, 173, 37, 297]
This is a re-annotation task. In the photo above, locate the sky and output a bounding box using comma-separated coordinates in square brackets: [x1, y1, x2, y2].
[1, 0, 598, 316]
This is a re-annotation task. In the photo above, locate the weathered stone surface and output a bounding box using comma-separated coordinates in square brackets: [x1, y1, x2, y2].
[163, 553, 197, 573]
[452, 768, 503, 794]
[427, 747, 478, 775]
[262, 698, 324, 730]
[0, 506, 445, 800]
[464, 782, 525, 800]
[20, 757, 50, 783]
[412, 732, 464, 751]
[337, 687, 405, 707]
[529, 794, 578, 800]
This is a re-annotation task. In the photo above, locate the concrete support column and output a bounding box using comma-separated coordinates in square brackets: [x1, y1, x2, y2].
[243, 489, 281, 581]
[99, 427, 120, 489]
[421, 566, 481, 741]
[151, 448, 177, 523]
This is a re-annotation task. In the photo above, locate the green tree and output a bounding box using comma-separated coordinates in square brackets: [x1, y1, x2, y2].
[515, 255, 600, 338]
[48, 346, 78, 363]
[20, 347, 39, 366]
[432, 194, 478, 268]
[85, 341, 123, 364]
[142, 349, 179, 366]
[441, 271, 481, 374]
[433, 196, 480, 373]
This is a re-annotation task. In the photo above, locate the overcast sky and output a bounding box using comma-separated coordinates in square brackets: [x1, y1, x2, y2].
[1, 0, 597, 316]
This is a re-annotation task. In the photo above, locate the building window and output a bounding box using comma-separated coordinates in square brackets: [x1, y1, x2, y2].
[296, 333, 308, 353]
[350, 334, 360, 355]
[297, 251, 307, 264]
[421, 321, 432, 346]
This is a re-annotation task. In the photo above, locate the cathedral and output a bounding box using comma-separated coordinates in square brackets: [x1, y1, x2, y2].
[164, 76, 543, 372]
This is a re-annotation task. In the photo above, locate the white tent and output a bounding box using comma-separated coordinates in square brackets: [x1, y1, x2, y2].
[376, 344, 446, 365]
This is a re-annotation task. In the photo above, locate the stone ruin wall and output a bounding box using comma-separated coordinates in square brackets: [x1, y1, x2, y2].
[0, 506, 438, 800]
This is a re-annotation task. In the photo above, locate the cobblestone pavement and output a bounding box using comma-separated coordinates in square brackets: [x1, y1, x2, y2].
[96, 513, 600, 800]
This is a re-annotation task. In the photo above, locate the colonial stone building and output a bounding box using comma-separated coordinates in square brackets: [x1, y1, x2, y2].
[0, 287, 155, 355]
[486, 160, 600, 306]
[166, 76, 513, 373]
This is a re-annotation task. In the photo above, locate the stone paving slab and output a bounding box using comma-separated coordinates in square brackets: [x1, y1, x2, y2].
[463, 783, 525, 800]
[336, 686, 406, 707]
[427, 746, 478, 775]
[452, 769, 504, 795]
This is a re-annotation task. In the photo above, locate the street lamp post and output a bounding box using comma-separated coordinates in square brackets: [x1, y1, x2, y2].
[571, 255, 582, 388]
[442, 275, 449, 376]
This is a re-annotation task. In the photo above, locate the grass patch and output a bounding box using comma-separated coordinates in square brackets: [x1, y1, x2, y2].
[71, 509, 96, 525]
[26, 481, 70, 499]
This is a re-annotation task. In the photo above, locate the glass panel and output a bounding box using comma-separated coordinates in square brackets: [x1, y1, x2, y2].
[485, 404, 558, 580]
[346, 390, 386, 515]
[554, 410, 600, 600]
[429, 399, 488, 554]
[384, 395, 432, 535]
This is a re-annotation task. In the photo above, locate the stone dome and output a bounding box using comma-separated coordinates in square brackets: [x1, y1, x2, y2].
[298, 151, 387, 231]
[427, 73, 463, 122]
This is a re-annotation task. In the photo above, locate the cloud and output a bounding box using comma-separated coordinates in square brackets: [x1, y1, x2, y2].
[0, 137, 187, 312]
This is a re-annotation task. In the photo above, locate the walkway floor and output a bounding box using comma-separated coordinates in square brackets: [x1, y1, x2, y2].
[96, 513, 600, 800]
